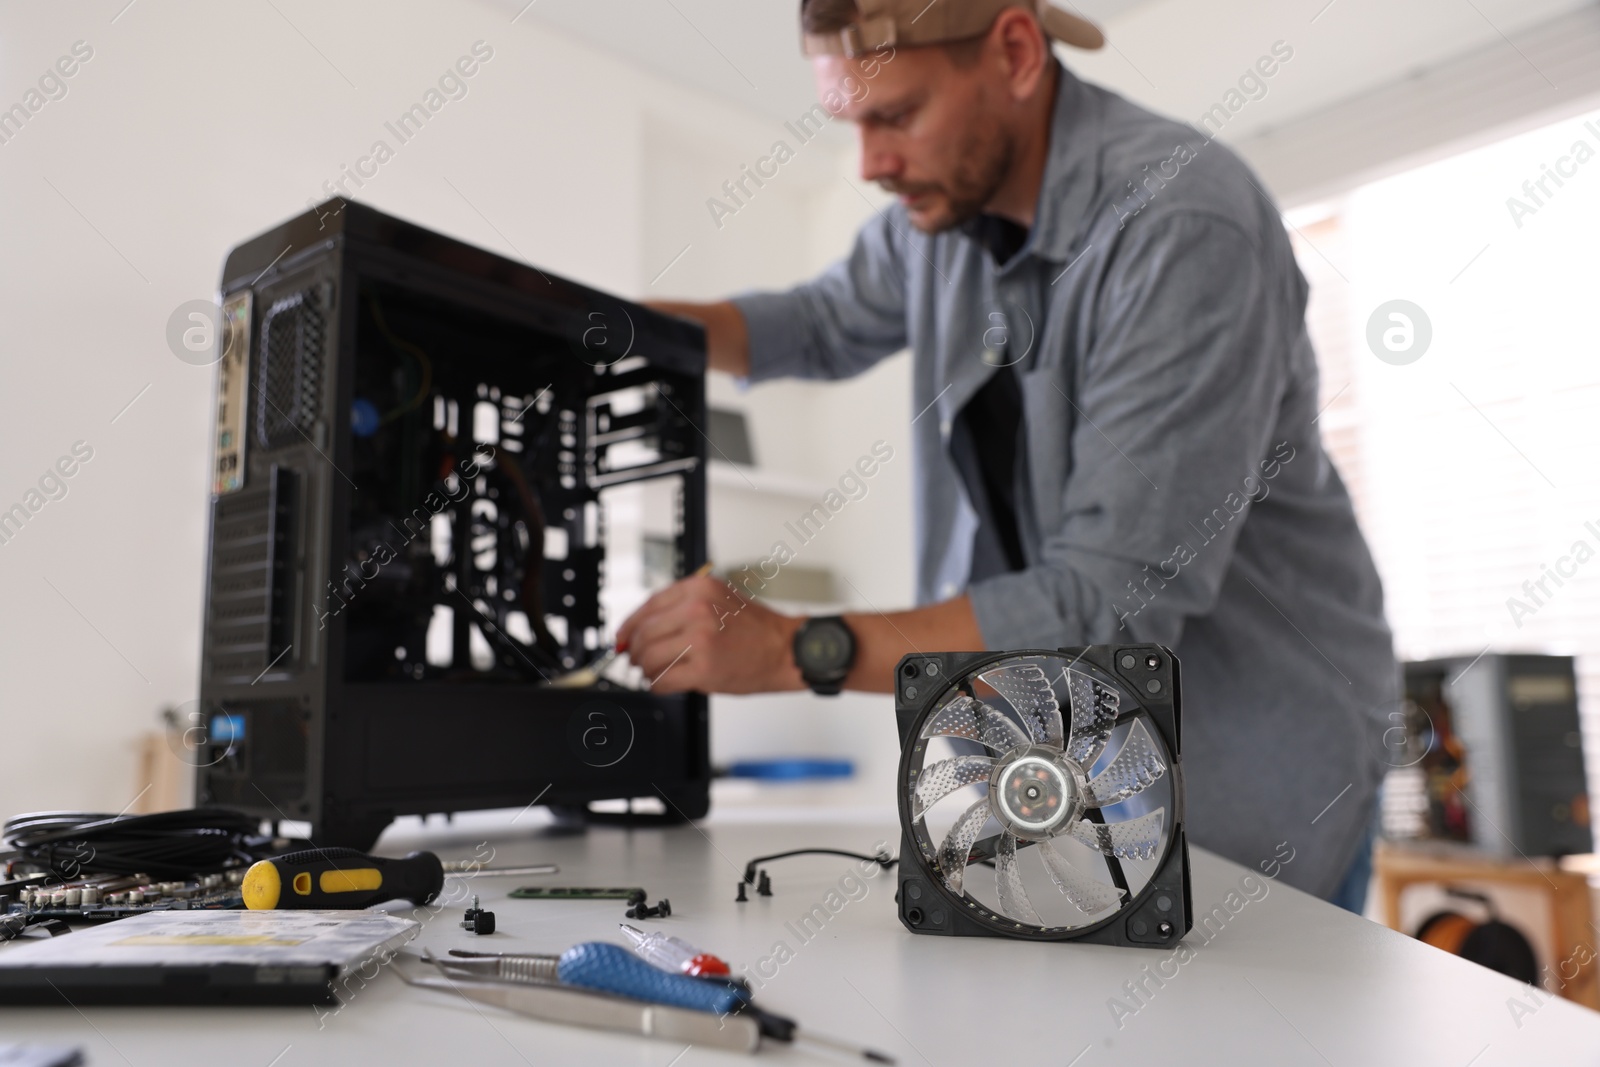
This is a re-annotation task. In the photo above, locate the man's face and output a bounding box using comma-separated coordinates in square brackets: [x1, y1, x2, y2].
[814, 44, 1014, 234]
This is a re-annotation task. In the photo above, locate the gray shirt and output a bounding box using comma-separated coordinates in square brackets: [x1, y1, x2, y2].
[731, 66, 1397, 898]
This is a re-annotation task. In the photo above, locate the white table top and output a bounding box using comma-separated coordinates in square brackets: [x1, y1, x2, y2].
[3, 811, 1596, 1066]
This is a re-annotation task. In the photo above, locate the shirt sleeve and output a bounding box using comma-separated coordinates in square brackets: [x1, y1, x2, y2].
[729, 208, 910, 382]
[967, 212, 1294, 649]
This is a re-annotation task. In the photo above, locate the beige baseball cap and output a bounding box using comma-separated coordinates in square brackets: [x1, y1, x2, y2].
[801, 0, 1105, 57]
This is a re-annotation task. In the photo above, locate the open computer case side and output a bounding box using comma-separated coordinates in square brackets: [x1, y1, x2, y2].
[196, 199, 711, 848]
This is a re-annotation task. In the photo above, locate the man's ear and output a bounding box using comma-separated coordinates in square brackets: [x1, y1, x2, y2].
[990, 7, 1052, 100]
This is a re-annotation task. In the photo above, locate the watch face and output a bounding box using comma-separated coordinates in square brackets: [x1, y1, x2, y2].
[798, 619, 853, 677]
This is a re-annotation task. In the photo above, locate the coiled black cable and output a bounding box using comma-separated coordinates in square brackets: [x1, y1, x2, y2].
[3, 808, 282, 880]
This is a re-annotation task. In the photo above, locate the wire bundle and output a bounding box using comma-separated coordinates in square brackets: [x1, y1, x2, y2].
[3, 808, 273, 880]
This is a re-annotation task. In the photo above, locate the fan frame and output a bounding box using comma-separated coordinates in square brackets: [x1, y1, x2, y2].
[894, 644, 1192, 946]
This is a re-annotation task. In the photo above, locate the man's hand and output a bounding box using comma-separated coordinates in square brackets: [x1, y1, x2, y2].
[615, 573, 806, 695]
[643, 300, 751, 377]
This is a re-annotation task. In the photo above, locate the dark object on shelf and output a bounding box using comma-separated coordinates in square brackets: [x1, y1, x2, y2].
[195, 200, 712, 849]
[1416, 887, 1538, 985]
[734, 881, 748, 903]
[756, 871, 772, 897]
[705, 407, 755, 466]
[894, 645, 1191, 946]
[723, 758, 854, 781]
[1392, 655, 1590, 856]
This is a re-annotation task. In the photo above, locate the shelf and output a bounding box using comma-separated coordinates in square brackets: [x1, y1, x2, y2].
[707, 460, 829, 500]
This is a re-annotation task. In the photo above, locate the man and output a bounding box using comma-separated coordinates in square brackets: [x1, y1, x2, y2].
[618, 0, 1396, 909]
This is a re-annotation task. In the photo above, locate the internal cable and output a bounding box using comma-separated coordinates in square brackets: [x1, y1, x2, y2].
[3, 808, 295, 880]
[739, 847, 896, 887]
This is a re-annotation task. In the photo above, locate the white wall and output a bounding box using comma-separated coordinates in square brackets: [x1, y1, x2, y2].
[0, 0, 900, 818]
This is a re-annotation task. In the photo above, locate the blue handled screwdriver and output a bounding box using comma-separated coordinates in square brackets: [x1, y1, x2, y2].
[432, 943, 894, 1061]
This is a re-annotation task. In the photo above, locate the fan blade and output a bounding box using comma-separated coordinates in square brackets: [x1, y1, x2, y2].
[1085, 718, 1167, 807]
[978, 662, 1063, 747]
[1069, 808, 1166, 861]
[912, 754, 996, 819]
[1064, 668, 1119, 767]
[995, 832, 1042, 924]
[1040, 839, 1125, 914]
[920, 695, 1029, 754]
[936, 798, 992, 894]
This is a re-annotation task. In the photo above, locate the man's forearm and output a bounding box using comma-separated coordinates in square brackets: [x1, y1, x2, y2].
[646, 300, 750, 377]
[838, 596, 986, 693]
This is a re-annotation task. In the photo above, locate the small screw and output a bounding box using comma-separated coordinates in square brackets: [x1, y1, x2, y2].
[735, 881, 748, 902]
[626, 898, 673, 919]
[756, 871, 772, 897]
[1157, 921, 1174, 937]
[1145, 654, 1161, 669]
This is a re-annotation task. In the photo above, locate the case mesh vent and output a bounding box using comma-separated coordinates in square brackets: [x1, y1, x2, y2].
[256, 288, 325, 449]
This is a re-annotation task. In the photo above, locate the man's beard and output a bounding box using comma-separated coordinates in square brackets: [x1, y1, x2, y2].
[880, 124, 1015, 234]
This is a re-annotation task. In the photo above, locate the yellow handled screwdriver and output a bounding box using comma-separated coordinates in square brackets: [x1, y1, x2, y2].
[242, 847, 445, 910]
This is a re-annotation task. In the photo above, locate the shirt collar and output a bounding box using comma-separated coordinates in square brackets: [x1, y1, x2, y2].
[962, 65, 1104, 272]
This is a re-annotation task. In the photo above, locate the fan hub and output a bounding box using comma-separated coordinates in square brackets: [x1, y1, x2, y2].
[989, 744, 1086, 841]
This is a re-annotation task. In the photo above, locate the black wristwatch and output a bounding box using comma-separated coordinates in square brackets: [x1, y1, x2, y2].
[793, 616, 856, 696]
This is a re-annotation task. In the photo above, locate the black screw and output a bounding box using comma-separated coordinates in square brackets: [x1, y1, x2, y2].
[735, 881, 748, 902]
[1145, 654, 1161, 669]
[1157, 921, 1174, 937]
[626, 898, 673, 920]
[756, 871, 772, 897]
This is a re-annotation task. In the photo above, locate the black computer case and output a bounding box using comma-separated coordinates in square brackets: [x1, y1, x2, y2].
[1400, 654, 1591, 856]
[195, 199, 711, 848]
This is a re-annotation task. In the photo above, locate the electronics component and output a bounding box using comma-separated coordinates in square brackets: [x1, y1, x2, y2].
[2, 809, 283, 880]
[1386, 655, 1591, 856]
[508, 886, 647, 902]
[618, 923, 729, 977]
[894, 646, 1191, 945]
[241, 847, 443, 910]
[461, 896, 496, 935]
[197, 199, 712, 849]
[0, 910, 419, 1005]
[4, 872, 244, 923]
[733, 847, 896, 898]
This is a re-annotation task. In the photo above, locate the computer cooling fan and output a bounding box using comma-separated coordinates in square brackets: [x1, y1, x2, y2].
[895, 646, 1190, 946]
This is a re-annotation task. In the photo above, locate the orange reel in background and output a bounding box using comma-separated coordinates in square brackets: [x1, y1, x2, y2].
[1414, 888, 1538, 985]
